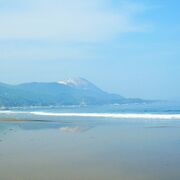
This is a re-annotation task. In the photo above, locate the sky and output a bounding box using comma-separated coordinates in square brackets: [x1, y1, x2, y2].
[0, 0, 180, 100]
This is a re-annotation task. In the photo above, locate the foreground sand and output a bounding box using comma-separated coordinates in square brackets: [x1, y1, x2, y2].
[0, 117, 180, 180]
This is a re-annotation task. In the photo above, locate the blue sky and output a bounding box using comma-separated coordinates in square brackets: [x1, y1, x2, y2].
[0, 0, 180, 100]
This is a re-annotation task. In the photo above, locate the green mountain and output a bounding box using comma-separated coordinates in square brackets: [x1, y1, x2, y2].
[0, 78, 144, 107]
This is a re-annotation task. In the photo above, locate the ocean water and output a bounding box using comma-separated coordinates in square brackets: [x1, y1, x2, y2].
[0, 102, 180, 180]
[1, 101, 180, 119]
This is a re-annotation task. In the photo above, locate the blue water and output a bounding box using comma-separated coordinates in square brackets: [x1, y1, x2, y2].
[2, 101, 180, 114]
[1, 101, 180, 180]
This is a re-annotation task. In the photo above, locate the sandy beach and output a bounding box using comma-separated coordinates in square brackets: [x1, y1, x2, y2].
[1, 116, 180, 180]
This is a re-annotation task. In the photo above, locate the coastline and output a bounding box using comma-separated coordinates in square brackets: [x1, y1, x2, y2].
[1, 110, 180, 119]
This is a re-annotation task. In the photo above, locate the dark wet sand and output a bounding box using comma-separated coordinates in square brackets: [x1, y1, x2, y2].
[0, 117, 180, 180]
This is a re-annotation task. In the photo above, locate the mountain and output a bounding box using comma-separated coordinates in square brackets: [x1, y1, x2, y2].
[0, 78, 145, 107]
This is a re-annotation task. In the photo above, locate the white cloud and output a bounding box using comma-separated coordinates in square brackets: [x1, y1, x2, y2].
[0, 0, 148, 42]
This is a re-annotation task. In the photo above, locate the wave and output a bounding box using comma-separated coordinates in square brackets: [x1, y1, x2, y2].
[1, 110, 180, 119]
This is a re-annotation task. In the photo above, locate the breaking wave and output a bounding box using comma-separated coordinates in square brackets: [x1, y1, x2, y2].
[1, 110, 180, 119]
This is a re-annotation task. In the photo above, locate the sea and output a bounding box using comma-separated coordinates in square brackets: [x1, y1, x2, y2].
[0, 101, 180, 180]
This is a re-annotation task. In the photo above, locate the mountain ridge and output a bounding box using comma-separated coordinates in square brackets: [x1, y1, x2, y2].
[0, 78, 146, 107]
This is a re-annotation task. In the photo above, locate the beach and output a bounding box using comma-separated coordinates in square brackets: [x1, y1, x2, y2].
[1, 0, 179, 178]
[1, 114, 180, 180]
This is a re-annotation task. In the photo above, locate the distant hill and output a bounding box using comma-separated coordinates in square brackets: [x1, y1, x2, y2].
[0, 78, 145, 107]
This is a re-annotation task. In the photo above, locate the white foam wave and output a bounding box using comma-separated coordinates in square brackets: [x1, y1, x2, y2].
[1, 111, 180, 119]
[30, 112, 180, 119]
[0, 110, 27, 114]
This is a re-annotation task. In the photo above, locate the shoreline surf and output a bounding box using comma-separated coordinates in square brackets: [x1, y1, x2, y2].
[1, 111, 180, 119]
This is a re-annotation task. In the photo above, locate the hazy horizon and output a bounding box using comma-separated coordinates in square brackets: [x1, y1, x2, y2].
[0, 0, 180, 100]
